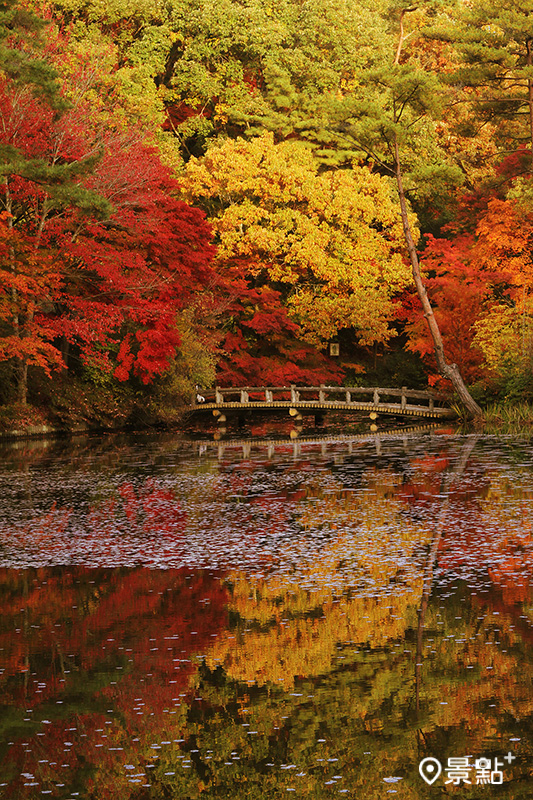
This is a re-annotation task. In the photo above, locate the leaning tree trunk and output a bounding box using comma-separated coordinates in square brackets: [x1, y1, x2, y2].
[527, 39, 533, 173]
[393, 138, 483, 419]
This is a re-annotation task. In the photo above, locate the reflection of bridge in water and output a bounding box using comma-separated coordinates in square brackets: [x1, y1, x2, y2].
[194, 422, 448, 461]
[191, 385, 455, 424]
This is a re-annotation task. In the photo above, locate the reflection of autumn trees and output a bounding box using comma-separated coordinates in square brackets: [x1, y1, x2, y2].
[434, 461, 533, 602]
[138, 581, 530, 799]
[205, 463, 435, 686]
[1, 580, 532, 798]
[191, 445, 532, 796]
[194, 581, 531, 799]
[480, 475, 533, 603]
[3, 438, 533, 797]
[207, 582, 420, 687]
[0, 477, 188, 566]
[0, 567, 228, 799]
[396, 444, 533, 596]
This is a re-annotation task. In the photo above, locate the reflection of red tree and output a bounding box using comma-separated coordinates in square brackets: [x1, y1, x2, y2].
[399, 449, 489, 517]
[436, 476, 533, 596]
[398, 453, 533, 611]
[0, 479, 187, 565]
[398, 453, 453, 513]
[488, 564, 530, 603]
[88, 479, 187, 539]
[471, 583, 533, 648]
[488, 545, 533, 604]
[211, 458, 314, 553]
[0, 567, 228, 799]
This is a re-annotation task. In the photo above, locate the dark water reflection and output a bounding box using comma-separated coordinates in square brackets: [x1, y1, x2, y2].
[1, 430, 533, 798]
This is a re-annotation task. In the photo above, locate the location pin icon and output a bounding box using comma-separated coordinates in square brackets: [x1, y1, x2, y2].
[419, 757, 442, 785]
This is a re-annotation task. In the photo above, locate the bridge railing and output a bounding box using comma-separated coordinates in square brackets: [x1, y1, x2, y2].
[193, 385, 448, 411]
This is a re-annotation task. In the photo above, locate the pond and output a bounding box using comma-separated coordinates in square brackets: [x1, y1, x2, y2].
[0, 425, 532, 799]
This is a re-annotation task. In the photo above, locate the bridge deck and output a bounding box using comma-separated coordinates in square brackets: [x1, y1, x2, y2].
[196, 400, 452, 418]
[191, 385, 455, 419]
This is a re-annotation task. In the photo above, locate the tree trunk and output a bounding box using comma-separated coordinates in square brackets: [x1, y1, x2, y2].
[15, 357, 28, 405]
[526, 39, 533, 172]
[390, 8, 483, 420]
[394, 137, 483, 419]
[60, 335, 70, 371]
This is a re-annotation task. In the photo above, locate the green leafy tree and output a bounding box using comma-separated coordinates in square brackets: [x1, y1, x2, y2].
[451, 0, 533, 169]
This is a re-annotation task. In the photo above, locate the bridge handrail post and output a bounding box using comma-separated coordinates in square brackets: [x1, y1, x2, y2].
[240, 389, 249, 403]
[215, 386, 224, 404]
[291, 385, 300, 402]
[429, 396, 434, 412]
[401, 387, 407, 410]
[319, 384, 325, 402]
[345, 390, 351, 404]
[265, 389, 273, 402]
[373, 388, 380, 406]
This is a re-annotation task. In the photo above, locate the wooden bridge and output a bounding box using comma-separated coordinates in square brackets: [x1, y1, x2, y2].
[191, 385, 455, 420]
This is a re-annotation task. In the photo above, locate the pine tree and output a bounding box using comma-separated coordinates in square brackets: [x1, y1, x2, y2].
[451, 0, 533, 169]
[328, 1, 484, 417]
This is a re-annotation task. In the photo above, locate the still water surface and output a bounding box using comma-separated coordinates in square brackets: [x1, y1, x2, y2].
[1, 428, 533, 798]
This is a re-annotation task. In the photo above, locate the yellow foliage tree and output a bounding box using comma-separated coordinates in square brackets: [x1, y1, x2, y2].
[181, 132, 412, 347]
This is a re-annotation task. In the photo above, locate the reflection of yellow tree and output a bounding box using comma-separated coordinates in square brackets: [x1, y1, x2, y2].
[207, 587, 420, 687]
[206, 467, 432, 687]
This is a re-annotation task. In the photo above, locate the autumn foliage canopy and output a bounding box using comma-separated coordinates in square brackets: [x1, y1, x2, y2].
[2, 0, 533, 416]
